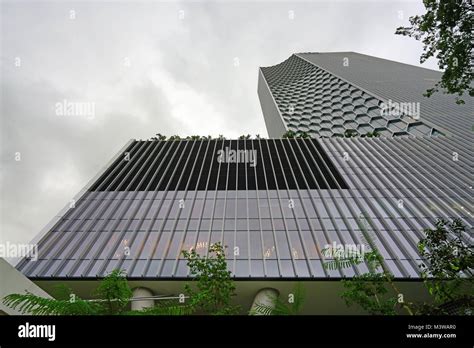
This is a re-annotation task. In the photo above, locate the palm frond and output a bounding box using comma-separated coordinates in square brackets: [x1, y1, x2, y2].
[287, 283, 305, 314]
[249, 303, 275, 315]
[125, 305, 194, 316]
[323, 250, 364, 270]
[124, 298, 195, 316]
[2, 292, 98, 315]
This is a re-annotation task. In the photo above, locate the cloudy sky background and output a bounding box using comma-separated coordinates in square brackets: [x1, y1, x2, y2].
[1, 0, 439, 249]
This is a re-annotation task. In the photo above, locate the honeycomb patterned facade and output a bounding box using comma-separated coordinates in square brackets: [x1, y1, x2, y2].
[260, 55, 442, 138]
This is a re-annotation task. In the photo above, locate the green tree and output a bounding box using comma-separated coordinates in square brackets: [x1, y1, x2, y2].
[94, 269, 132, 315]
[323, 214, 414, 315]
[325, 217, 473, 315]
[3, 243, 241, 316]
[185, 135, 203, 140]
[182, 242, 240, 315]
[282, 130, 310, 139]
[361, 130, 380, 138]
[344, 129, 358, 138]
[151, 133, 167, 141]
[395, 0, 473, 104]
[415, 218, 474, 314]
[339, 252, 400, 315]
[3, 270, 130, 315]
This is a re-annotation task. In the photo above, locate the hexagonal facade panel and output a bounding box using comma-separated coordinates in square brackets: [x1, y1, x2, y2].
[260, 54, 442, 138]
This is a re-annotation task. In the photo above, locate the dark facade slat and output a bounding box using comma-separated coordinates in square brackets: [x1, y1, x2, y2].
[17, 53, 473, 280]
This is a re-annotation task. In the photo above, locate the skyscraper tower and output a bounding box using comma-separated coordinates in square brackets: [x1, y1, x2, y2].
[14, 52, 473, 314]
[258, 52, 471, 138]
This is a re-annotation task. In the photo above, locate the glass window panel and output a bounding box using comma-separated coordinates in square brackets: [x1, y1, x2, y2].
[199, 219, 211, 230]
[298, 218, 310, 230]
[321, 218, 336, 231]
[212, 219, 223, 231]
[156, 200, 170, 219]
[247, 200, 258, 218]
[181, 231, 197, 256]
[301, 230, 319, 258]
[302, 199, 318, 218]
[288, 231, 304, 260]
[187, 219, 199, 231]
[295, 260, 310, 277]
[261, 219, 272, 230]
[251, 260, 264, 277]
[235, 232, 249, 259]
[293, 202, 305, 216]
[210, 230, 223, 246]
[164, 219, 175, 231]
[162, 260, 175, 276]
[139, 233, 159, 258]
[203, 200, 214, 217]
[168, 200, 181, 218]
[225, 200, 236, 219]
[310, 260, 325, 277]
[234, 260, 249, 277]
[191, 200, 204, 218]
[281, 201, 296, 218]
[195, 231, 210, 256]
[286, 218, 297, 230]
[175, 219, 187, 231]
[236, 219, 247, 231]
[152, 232, 171, 259]
[249, 219, 260, 230]
[223, 232, 235, 256]
[270, 200, 282, 218]
[176, 260, 189, 277]
[152, 219, 164, 231]
[273, 219, 285, 230]
[145, 259, 161, 276]
[259, 206, 270, 218]
[139, 219, 152, 231]
[84, 232, 110, 258]
[236, 199, 247, 218]
[224, 219, 235, 231]
[274, 231, 291, 259]
[249, 231, 263, 259]
[265, 260, 279, 277]
[213, 200, 225, 218]
[280, 260, 295, 277]
[262, 230, 276, 259]
[165, 232, 183, 259]
[128, 233, 148, 259]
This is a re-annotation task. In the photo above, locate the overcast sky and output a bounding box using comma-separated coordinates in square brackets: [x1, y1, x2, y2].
[1, 0, 438, 248]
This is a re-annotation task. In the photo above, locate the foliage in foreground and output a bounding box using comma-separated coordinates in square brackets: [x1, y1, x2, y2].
[150, 133, 266, 141]
[249, 283, 305, 315]
[4, 270, 129, 315]
[182, 242, 241, 315]
[395, 0, 473, 104]
[415, 218, 474, 314]
[3, 243, 240, 315]
[323, 217, 473, 315]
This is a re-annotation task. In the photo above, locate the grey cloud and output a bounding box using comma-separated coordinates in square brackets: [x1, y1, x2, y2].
[1, 1, 439, 247]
